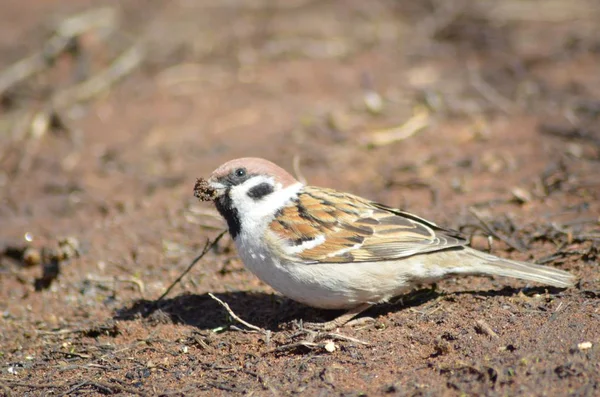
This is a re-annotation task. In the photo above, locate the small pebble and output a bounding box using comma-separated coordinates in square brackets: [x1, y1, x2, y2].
[578, 342, 592, 351]
[324, 341, 336, 353]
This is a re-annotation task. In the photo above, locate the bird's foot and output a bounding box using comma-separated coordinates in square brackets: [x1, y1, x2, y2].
[300, 303, 373, 331]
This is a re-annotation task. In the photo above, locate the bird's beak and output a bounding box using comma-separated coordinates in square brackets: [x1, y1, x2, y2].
[207, 177, 227, 196]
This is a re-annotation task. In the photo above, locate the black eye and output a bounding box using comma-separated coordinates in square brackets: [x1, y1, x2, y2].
[235, 168, 246, 178]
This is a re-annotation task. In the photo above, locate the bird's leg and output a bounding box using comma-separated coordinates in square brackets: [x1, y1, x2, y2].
[303, 303, 374, 331]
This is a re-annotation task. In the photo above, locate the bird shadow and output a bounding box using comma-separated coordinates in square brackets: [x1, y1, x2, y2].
[113, 285, 569, 331]
[114, 291, 345, 331]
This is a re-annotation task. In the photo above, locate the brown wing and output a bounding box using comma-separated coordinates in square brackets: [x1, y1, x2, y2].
[268, 186, 468, 263]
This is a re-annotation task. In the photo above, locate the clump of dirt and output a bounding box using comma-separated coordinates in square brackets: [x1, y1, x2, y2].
[193, 178, 216, 202]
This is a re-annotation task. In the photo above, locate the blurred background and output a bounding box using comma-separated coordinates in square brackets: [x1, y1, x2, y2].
[1, 1, 599, 395]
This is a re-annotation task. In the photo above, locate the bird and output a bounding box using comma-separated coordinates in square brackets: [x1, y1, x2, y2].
[198, 157, 577, 329]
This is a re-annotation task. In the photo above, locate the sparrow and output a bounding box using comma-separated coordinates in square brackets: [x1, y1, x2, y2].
[199, 157, 576, 329]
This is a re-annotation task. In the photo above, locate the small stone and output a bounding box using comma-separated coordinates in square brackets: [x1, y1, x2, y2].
[324, 341, 336, 353]
[511, 187, 532, 203]
[23, 248, 41, 267]
[364, 91, 384, 114]
[578, 342, 592, 351]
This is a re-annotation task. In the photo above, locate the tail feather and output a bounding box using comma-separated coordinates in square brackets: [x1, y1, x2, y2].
[457, 248, 577, 288]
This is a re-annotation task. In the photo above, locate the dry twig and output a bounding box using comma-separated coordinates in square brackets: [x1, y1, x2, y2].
[318, 332, 370, 346]
[467, 62, 515, 114]
[361, 107, 430, 147]
[468, 208, 528, 252]
[26, 43, 145, 140]
[292, 154, 307, 185]
[475, 319, 499, 339]
[273, 341, 325, 352]
[157, 230, 227, 302]
[270, 326, 370, 354]
[208, 293, 268, 335]
[58, 380, 148, 397]
[52, 44, 144, 109]
[85, 274, 146, 297]
[0, 7, 117, 97]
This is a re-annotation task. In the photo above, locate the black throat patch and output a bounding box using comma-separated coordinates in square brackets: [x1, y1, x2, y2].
[214, 189, 241, 238]
[247, 182, 274, 200]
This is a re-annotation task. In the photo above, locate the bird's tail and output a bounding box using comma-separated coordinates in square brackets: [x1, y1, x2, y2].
[452, 247, 577, 288]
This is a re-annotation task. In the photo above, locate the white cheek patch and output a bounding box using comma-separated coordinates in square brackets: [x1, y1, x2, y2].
[229, 176, 274, 211]
[230, 179, 303, 232]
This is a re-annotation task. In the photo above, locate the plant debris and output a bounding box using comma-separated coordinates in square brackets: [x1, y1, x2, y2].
[1, 237, 81, 290]
[193, 177, 217, 202]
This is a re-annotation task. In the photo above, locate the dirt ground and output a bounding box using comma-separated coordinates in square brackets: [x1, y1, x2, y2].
[1, 1, 599, 396]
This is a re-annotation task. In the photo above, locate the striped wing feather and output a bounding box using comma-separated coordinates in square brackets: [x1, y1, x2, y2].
[268, 186, 468, 263]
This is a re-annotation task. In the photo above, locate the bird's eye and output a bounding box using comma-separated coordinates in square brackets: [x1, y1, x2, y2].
[235, 168, 246, 178]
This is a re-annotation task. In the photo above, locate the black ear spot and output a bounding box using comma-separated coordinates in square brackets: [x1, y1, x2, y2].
[247, 182, 274, 200]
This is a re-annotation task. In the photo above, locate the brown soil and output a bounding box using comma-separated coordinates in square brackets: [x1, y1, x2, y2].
[1, 1, 599, 396]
